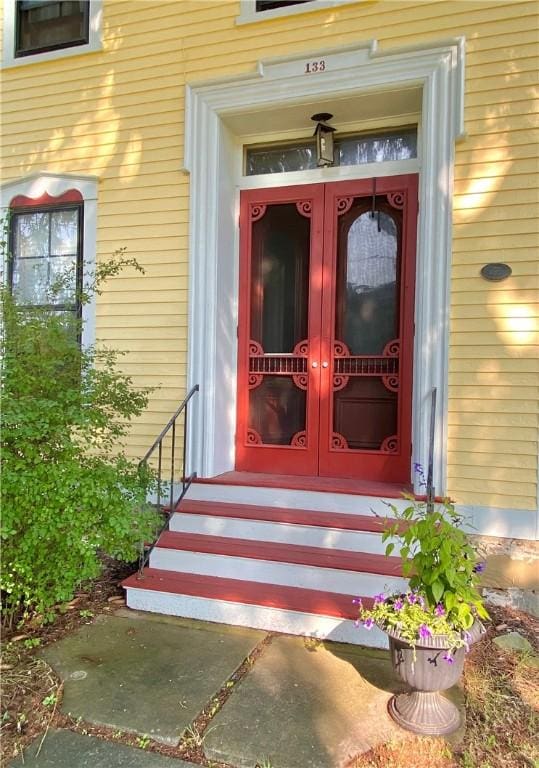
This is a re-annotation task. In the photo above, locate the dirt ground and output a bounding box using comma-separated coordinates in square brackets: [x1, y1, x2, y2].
[1, 561, 538, 768]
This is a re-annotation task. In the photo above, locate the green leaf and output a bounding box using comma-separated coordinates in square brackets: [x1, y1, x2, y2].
[431, 580, 444, 603]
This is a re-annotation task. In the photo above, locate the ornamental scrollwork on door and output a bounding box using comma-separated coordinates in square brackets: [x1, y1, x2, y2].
[331, 432, 349, 450]
[250, 204, 267, 222]
[291, 430, 307, 447]
[296, 201, 313, 218]
[381, 339, 400, 392]
[386, 191, 405, 210]
[336, 197, 354, 216]
[246, 429, 262, 445]
[380, 435, 399, 454]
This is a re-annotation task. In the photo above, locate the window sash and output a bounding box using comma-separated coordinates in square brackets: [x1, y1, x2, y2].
[15, 0, 90, 58]
[9, 204, 83, 316]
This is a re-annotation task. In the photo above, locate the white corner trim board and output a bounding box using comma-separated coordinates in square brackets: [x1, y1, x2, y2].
[184, 38, 466, 496]
[1, 172, 99, 348]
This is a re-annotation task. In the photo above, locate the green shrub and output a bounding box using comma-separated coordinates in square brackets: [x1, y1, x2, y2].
[1, 250, 159, 627]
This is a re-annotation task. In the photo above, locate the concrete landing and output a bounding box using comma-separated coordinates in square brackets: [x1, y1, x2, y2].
[40, 612, 263, 746]
[10, 730, 196, 767]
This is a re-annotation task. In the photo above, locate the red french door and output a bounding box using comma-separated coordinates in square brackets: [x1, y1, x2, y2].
[235, 175, 418, 483]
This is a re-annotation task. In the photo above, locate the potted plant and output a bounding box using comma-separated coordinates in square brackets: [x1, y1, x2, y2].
[357, 466, 489, 736]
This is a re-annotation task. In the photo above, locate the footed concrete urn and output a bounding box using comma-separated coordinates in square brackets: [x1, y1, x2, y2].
[386, 621, 485, 736]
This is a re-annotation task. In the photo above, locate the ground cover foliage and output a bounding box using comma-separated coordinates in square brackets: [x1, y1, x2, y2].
[1, 243, 159, 628]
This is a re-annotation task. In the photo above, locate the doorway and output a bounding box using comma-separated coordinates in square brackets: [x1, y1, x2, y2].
[235, 175, 418, 483]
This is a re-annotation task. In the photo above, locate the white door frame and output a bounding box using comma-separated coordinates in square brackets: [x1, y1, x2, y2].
[184, 38, 466, 495]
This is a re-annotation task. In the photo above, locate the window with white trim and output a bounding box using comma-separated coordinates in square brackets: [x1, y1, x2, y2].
[15, 1, 90, 58]
[2, 0, 102, 67]
[237, 0, 359, 24]
[9, 196, 83, 338]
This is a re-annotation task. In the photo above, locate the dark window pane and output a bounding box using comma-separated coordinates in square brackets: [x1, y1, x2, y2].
[250, 203, 310, 353]
[16, 0, 89, 57]
[256, 1, 311, 11]
[249, 376, 306, 445]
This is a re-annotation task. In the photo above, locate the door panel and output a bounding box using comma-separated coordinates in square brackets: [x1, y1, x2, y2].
[236, 185, 324, 475]
[236, 175, 417, 483]
[319, 176, 418, 482]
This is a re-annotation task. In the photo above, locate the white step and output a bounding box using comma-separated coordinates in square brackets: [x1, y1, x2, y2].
[149, 547, 407, 596]
[185, 482, 410, 516]
[125, 586, 389, 649]
[169, 512, 391, 555]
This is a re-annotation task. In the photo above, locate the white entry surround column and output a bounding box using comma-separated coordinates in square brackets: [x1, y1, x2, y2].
[184, 38, 466, 498]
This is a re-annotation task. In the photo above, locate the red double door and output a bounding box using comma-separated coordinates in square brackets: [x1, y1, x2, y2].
[236, 176, 418, 483]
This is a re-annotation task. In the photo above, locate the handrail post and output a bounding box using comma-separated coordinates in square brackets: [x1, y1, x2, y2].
[136, 384, 199, 578]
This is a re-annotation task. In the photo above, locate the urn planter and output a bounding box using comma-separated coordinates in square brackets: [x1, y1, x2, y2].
[386, 621, 485, 736]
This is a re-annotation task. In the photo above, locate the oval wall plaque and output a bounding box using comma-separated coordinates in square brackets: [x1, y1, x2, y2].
[480, 263, 512, 281]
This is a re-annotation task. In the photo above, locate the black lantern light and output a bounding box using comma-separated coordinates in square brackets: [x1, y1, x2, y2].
[311, 112, 336, 167]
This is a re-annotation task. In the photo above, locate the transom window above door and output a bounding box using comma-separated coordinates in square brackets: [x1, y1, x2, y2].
[245, 127, 417, 175]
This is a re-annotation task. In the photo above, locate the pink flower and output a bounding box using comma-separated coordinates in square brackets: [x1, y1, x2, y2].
[373, 593, 386, 606]
[393, 599, 404, 611]
[435, 603, 445, 617]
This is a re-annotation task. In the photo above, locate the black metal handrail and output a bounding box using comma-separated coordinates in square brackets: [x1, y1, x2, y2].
[426, 387, 437, 514]
[138, 383, 199, 575]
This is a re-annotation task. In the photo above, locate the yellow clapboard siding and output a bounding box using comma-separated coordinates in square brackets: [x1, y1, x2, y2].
[454, 205, 538, 225]
[2, 0, 537, 510]
[449, 385, 538, 401]
[446, 489, 536, 510]
[449, 332, 537, 347]
[447, 435, 536, 456]
[449, 357, 539, 373]
[449, 371, 539, 387]
[447, 464, 534, 484]
[448, 451, 537, 470]
[446, 475, 536, 497]
[447, 346, 538, 360]
[449, 317, 539, 334]
[450, 304, 539, 322]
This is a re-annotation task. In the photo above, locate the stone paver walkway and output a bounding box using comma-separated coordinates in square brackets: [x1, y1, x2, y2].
[10, 730, 197, 768]
[39, 612, 263, 746]
[10, 610, 466, 768]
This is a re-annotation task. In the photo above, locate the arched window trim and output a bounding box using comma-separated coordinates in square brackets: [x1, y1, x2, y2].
[1, 172, 98, 347]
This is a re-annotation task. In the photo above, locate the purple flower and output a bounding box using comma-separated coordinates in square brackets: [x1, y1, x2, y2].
[407, 592, 418, 605]
[393, 599, 404, 612]
[443, 652, 454, 664]
[435, 603, 445, 617]
[417, 594, 425, 609]
[418, 624, 432, 639]
[352, 597, 362, 606]
[473, 562, 485, 573]
[363, 618, 374, 630]
[373, 593, 386, 606]
[354, 619, 361, 628]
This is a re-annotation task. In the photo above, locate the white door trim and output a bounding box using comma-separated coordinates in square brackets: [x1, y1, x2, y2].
[184, 38, 466, 495]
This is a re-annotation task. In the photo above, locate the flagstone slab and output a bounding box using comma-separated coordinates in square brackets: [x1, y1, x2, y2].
[10, 729, 196, 767]
[204, 635, 464, 768]
[40, 612, 263, 746]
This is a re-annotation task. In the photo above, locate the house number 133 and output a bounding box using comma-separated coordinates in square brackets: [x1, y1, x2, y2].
[304, 60, 326, 73]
